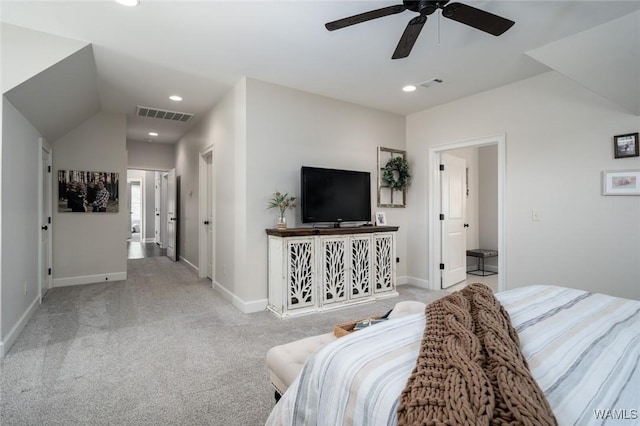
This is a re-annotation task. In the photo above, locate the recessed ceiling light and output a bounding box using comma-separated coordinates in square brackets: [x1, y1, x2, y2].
[402, 85, 417, 92]
[115, 0, 139, 6]
[149, 132, 158, 137]
[169, 95, 183, 102]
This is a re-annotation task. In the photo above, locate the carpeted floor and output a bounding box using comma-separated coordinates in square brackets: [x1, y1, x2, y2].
[0, 257, 448, 425]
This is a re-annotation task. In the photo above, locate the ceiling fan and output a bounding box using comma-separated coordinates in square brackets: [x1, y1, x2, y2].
[325, 0, 515, 59]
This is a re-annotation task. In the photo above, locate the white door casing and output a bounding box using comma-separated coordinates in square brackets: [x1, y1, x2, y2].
[39, 138, 52, 302]
[166, 168, 177, 261]
[127, 180, 132, 239]
[441, 153, 467, 288]
[428, 134, 506, 293]
[155, 173, 161, 244]
[198, 146, 215, 280]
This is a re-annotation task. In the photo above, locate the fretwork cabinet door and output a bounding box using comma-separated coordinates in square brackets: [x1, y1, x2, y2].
[374, 233, 395, 294]
[285, 237, 316, 311]
[349, 234, 372, 300]
[319, 236, 349, 306]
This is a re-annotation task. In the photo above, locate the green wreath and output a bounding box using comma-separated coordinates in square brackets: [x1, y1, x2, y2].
[382, 156, 410, 191]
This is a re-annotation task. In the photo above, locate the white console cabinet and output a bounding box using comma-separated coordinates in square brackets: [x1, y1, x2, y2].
[266, 226, 398, 318]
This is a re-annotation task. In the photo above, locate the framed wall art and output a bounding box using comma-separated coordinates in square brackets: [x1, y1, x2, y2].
[602, 170, 640, 196]
[58, 170, 120, 212]
[613, 133, 639, 159]
[377, 147, 409, 208]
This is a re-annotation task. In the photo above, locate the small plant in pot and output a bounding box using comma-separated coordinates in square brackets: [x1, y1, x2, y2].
[268, 191, 296, 229]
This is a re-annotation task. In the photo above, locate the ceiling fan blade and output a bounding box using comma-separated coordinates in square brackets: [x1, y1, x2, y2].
[325, 4, 406, 31]
[442, 2, 514, 36]
[392, 15, 427, 60]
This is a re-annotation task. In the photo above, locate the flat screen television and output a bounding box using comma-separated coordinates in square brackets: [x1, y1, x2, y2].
[301, 166, 371, 224]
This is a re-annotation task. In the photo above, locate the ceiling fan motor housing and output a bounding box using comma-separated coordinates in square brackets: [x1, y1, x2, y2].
[404, 0, 450, 15]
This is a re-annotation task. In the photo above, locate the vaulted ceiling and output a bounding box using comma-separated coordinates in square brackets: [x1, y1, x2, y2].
[2, 1, 639, 144]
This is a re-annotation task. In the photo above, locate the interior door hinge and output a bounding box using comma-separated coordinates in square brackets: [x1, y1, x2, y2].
[439, 263, 445, 270]
[48, 268, 52, 275]
[439, 164, 445, 171]
[48, 165, 51, 173]
[439, 213, 444, 220]
[48, 217, 51, 224]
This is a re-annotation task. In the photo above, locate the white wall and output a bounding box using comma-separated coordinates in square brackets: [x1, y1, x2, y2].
[52, 112, 127, 285]
[478, 144, 499, 269]
[1, 99, 42, 351]
[1, 23, 87, 93]
[127, 140, 175, 171]
[407, 71, 640, 300]
[175, 79, 247, 299]
[174, 78, 406, 310]
[244, 79, 406, 303]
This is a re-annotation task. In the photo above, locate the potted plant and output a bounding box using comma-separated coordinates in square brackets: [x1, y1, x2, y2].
[268, 190, 296, 229]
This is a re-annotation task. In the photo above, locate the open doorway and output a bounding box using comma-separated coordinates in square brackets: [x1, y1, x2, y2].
[428, 134, 505, 293]
[127, 169, 167, 260]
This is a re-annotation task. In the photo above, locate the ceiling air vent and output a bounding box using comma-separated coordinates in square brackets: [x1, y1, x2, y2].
[136, 106, 194, 123]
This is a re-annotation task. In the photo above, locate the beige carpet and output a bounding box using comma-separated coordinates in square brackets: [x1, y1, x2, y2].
[1, 257, 449, 425]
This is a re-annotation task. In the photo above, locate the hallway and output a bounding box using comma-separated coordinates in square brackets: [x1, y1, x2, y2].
[126, 241, 166, 260]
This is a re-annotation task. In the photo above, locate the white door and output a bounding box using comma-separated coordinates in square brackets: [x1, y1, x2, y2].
[441, 153, 467, 288]
[166, 168, 177, 261]
[39, 140, 52, 301]
[206, 156, 214, 279]
[155, 173, 161, 245]
[127, 181, 133, 239]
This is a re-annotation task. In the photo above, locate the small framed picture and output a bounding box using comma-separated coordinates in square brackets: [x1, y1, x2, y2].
[602, 170, 640, 195]
[375, 212, 387, 226]
[613, 133, 639, 158]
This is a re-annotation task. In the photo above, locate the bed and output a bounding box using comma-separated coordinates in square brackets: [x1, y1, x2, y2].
[266, 285, 640, 425]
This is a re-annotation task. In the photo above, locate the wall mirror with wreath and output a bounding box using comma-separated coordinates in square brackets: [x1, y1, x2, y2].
[377, 147, 410, 208]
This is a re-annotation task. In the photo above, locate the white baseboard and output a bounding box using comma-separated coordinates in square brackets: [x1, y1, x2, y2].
[396, 275, 409, 285]
[213, 280, 268, 314]
[143, 238, 156, 243]
[405, 276, 430, 289]
[1, 295, 39, 358]
[53, 271, 127, 287]
[179, 256, 199, 273]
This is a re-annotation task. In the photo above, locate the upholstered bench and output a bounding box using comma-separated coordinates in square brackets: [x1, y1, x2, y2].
[266, 300, 427, 400]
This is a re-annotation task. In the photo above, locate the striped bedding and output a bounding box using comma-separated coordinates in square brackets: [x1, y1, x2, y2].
[266, 285, 640, 426]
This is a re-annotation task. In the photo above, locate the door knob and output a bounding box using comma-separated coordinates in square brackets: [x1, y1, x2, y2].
[464, 224, 469, 228]
[171, 217, 177, 221]
[204, 220, 210, 225]
[156, 214, 160, 216]
[41, 225, 48, 230]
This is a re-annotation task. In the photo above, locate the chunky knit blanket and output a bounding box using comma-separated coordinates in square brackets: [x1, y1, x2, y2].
[397, 283, 558, 426]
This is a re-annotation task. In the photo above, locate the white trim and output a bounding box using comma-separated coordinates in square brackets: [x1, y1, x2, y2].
[142, 238, 156, 243]
[198, 145, 215, 280]
[428, 134, 506, 293]
[179, 256, 199, 273]
[405, 276, 430, 289]
[213, 280, 268, 313]
[1, 295, 40, 357]
[53, 271, 127, 287]
[38, 137, 53, 303]
[395, 275, 409, 285]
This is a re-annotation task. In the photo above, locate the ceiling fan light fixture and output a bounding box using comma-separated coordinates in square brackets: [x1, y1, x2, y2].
[402, 85, 417, 92]
[149, 132, 158, 137]
[169, 95, 182, 102]
[115, 0, 139, 7]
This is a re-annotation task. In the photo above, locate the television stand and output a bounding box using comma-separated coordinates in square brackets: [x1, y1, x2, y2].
[265, 226, 399, 318]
